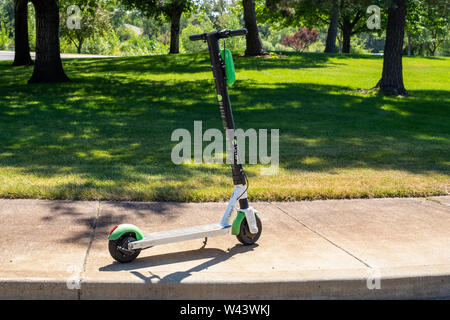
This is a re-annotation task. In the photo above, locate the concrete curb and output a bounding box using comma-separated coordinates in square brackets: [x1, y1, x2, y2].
[2, 271, 450, 299]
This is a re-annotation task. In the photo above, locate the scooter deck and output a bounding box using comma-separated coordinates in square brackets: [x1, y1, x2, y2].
[129, 223, 231, 250]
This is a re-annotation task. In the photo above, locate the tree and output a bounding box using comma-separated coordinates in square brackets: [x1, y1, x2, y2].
[405, 0, 422, 56]
[13, 0, 33, 66]
[420, 1, 448, 56]
[60, 1, 111, 54]
[339, 1, 366, 53]
[0, 0, 14, 32]
[200, 0, 228, 29]
[375, 0, 407, 96]
[121, 0, 196, 54]
[281, 27, 318, 51]
[243, 0, 267, 56]
[404, 1, 449, 57]
[324, 0, 339, 53]
[264, 0, 372, 53]
[28, 0, 69, 83]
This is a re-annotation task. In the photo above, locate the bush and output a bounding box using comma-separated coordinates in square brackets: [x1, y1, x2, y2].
[281, 27, 319, 52]
[83, 37, 113, 55]
[262, 40, 274, 52]
[308, 40, 325, 53]
[350, 36, 371, 54]
[181, 24, 208, 53]
[117, 26, 139, 42]
[0, 22, 11, 50]
[120, 34, 168, 56]
[180, 13, 215, 53]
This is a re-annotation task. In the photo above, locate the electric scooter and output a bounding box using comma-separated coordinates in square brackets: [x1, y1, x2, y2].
[108, 28, 262, 263]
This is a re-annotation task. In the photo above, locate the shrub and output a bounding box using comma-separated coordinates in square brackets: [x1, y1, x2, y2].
[281, 27, 319, 52]
[0, 22, 11, 50]
[181, 24, 208, 53]
[262, 40, 274, 52]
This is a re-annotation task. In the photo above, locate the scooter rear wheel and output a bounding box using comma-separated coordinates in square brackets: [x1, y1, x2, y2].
[109, 233, 141, 263]
[237, 214, 262, 245]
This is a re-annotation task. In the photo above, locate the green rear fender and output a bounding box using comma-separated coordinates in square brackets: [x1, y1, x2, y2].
[108, 224, 144, 241]
[232, 210, 258, 235]
[220, 48, 236, 87]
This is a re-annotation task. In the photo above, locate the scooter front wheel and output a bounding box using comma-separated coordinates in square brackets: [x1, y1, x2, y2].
[108, 233, 141, 263]
[237, 214, 262, 245]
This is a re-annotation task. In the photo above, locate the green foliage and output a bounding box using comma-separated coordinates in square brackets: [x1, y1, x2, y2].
[121, 0, 197, 22]
[350, 35, 371, 54]
[27, 3, 36, 51]
[0, 21, 10, 50]
[180, 9, 245, 53]
[117, 25, 139, 42]
[119, 34, 168, 56]
[0, 0, 14, 35]
[199, 0, 231, 28]
[0, 0, 13, 50]
[181, 24, 208, 52]
[83, 36, 115, 55]
[216, 11, 246, 51]
[180, 13, 213, 53]
[405, 0, 449, 56]
[60, 1, 112, 53]
[308, 39, 325, 53]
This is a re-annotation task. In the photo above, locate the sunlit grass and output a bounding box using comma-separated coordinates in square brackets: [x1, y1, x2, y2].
[0, 52, 449, 201]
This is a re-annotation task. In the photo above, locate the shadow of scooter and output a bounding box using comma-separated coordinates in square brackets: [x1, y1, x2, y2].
[99, 243, 258, 283]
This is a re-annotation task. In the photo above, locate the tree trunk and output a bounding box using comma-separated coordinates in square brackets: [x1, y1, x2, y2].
[324, 0, 339, 53]
[337, 31, 342, 53]
[376, 0, 407, 96]
[12, 0, 33, 66]
[28, 0, 69, 83]
[407, 32, 412, 56]
[243, 0, 266, 56]
[342, 21, 351, 54]
[169, 10, 182, 54]
[429, 46, 436, 56]
[77, 38, 82, 54]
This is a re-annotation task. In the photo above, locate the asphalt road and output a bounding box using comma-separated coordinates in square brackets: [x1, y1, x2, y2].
[0, 50, 115, 61]
[0, 50, 15, 61]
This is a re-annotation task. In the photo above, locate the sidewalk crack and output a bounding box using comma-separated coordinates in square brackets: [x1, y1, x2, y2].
[78, 200, 101, 300]
[269, 202, 372, 268]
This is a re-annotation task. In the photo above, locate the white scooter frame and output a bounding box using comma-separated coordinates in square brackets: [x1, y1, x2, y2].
[128, 185, 258, 251]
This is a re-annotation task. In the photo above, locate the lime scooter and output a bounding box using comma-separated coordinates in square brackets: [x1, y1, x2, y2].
[107, 29, 262, 263]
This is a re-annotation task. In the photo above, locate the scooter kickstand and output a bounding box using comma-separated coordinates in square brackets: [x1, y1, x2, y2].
[201, 237, 208, 249]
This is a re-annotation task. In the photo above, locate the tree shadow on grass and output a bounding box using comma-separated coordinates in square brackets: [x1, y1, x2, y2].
[0, 56, 449, 202]
[55, 51, 348, 76]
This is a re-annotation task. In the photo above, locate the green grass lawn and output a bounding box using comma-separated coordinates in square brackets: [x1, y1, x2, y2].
[0, 52, 449, 201]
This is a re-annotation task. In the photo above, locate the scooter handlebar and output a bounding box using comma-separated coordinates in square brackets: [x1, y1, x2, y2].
[189, 29, 248, 41]
[224, 29, 248, 38]
[189, 33, 205, 41]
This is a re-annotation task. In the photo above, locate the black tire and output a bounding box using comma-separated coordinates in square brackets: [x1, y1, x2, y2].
[108, 233, 141, 263]
[236, 214, 262, 245]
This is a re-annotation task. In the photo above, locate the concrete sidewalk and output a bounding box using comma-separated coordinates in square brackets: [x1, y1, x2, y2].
[1, 196, 449, 299]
